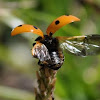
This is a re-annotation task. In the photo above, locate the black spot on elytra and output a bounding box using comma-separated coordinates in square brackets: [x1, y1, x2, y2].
[55, 20, 60, 25]
[33, 26, 38, 29]
[18, 25, 22, 27]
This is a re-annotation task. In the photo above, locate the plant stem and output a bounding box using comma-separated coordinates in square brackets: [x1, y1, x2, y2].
[35, 66, 57, 100]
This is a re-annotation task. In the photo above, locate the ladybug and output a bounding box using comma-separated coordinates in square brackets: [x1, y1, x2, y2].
[11, 15, 100, 70]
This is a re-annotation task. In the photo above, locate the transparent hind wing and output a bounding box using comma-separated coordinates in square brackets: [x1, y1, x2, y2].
[58, 35, 100, 56]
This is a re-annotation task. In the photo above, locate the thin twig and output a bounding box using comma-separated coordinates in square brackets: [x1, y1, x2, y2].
[35, 66, 57, 100]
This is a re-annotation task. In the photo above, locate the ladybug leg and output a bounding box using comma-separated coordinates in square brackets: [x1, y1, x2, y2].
[32, 43, 36, 46]
[48, 64, 61, 70]
[38, 60, 45, 70]
[38, 60, 44, 66]
[38, 60, 61, 70]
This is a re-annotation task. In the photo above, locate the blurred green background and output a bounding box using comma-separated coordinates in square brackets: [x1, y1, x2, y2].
[0, 0, 100, 100]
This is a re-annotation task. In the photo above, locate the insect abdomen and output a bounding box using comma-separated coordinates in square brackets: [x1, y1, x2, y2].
[49, 51, 64, 70]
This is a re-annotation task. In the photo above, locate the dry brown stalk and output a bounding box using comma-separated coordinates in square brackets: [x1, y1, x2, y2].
[34, 66, 57, 100]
